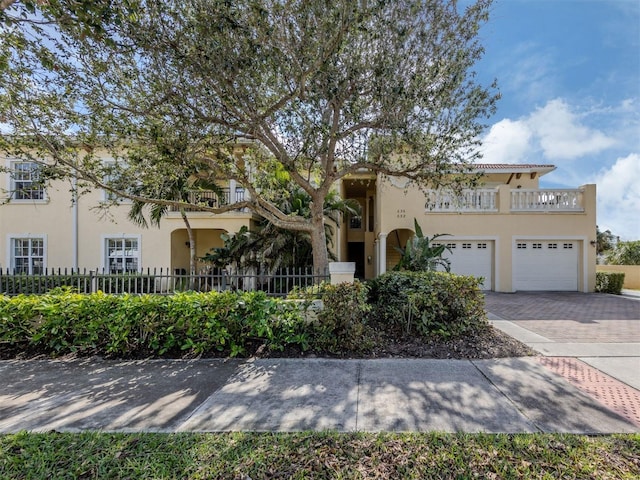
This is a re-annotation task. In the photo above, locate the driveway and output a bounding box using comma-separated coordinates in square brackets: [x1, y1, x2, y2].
[485, 291, 640, 427]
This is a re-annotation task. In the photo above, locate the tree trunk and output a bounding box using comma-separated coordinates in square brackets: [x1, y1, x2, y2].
[180, 209, 197, 290]
[309, 201, 329, 280]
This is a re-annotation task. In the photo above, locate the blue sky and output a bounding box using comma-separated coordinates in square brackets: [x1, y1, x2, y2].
[470, 0, 640, 239]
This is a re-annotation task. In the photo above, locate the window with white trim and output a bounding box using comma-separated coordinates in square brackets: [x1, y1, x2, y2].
[10, 161, 45, 201]
[102, 161, 132, 202]
[105, 237, 140, 273]
[10, 237, 45, 274]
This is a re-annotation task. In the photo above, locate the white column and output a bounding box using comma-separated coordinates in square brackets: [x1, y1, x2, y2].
[229, 179, 237, 202]
[378, 232, 387, 276]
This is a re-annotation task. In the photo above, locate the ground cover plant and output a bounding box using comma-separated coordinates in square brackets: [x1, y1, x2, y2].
[0, 431, 638, 479]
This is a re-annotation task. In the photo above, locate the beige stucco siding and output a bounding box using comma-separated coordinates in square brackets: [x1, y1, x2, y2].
[1, 174, 254, 271]
[376, 176, 596, 292]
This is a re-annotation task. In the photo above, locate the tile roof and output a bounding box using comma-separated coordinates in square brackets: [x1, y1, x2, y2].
[473, 163, 556, 170]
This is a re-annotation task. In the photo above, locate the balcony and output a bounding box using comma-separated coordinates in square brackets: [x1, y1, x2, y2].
[425, 188, 498, 212]
[169, 188, 246, 212]
[510, 189, 584, 212]
[424, 187, 585, 213]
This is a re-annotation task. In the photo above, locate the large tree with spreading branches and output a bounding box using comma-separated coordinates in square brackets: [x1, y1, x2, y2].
[0, 0, 498, 274]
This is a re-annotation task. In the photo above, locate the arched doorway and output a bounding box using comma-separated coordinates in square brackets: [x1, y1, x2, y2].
[386, 228, 414, 272]
[171, 228, 227, 273]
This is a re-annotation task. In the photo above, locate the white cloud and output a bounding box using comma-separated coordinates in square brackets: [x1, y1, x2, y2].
[527, 99, 616, 160]
[480, 119, 532, 163]
[592, 153, 640, 240]
[480, 98, 617, 164]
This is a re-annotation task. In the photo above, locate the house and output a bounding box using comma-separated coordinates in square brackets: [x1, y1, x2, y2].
[1, 156, 596, 292]
[339, 164, 596, 292]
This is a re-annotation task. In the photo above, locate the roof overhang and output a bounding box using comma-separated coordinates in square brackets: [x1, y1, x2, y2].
[471, 163, 556, 177]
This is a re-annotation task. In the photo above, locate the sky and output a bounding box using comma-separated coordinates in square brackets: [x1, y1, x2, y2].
[468, 0, 640, 239]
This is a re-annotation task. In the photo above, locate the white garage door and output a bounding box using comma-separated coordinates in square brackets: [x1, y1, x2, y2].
[439, 241, 493, 290]
[514, 241, 578, 291]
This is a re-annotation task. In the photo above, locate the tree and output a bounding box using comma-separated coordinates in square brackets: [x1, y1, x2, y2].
[606, 241, 640, 266]
[123, 121, 226, 281]
[596, 225, 616, 256]
[0, 0, 498, 274]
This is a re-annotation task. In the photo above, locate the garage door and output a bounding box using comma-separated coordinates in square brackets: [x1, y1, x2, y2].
[438, 241, 493, 290]
[514, 241, 578, 291]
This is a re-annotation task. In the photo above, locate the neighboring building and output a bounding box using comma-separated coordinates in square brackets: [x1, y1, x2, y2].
[1, 157, 597, 292]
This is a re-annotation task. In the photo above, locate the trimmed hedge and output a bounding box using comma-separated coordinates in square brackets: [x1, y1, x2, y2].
[0, 289, 310, 358]
[595, 271, 625, 295]
[314, 281, 373, 354]
[368, 271, 487, 338]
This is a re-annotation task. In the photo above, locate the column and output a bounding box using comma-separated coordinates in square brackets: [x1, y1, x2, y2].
[378, 232, 387, 276]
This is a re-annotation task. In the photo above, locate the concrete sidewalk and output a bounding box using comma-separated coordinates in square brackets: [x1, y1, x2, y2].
[0, 357, 637, 434]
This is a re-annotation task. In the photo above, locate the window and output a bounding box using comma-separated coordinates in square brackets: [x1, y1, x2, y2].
[563, 243, 573, 249]
[517, 243, 527, 249]
[349, 215, 362, 229]
[102, 161, 132, 202]
[104, 237, 140, 273]
[548, 243, 558, 249]
[477, 243, 487, 249]
[462, 243, 471, 249]
[533, 243, 542, 249]
[10, 162, 45, 201]
[10, 237, 45, 274]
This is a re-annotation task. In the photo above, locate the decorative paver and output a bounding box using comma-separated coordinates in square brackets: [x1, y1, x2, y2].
[485, 292, 640, 322]
[539, 357, 640, 428]
[512, 319, 640, 343]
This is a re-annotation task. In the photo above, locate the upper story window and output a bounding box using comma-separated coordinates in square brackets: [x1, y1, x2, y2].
[10, 161, 46, 202]
[349, 215, 362, 230]
[102, 160, 132, 203]
[10, 237, 46, 274]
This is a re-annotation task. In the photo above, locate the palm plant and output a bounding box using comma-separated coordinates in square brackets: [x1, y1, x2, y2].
[202, 185, 361, 275]
[394, 218, 452, 272]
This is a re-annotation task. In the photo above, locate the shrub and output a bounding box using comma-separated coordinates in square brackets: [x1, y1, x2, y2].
[314, 281, 373, 354]
[0, 290, 310, 358]
[595, 271, 625, 295]
[368, 271, 487, 338]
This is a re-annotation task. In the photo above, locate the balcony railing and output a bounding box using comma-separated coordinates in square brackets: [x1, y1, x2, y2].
[425, 188, 498, 212]
[423, 187, 585, 213]
[511, 189, 583, 212]
[169, 188, 245, 212]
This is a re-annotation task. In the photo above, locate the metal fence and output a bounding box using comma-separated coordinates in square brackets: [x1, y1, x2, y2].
[0, 267, 328, 297]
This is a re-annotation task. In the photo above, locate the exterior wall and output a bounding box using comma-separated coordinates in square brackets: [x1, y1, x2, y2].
[0, 161, 253, 271]
[376, 175, 597, 292]
[596, 265, 640, 290]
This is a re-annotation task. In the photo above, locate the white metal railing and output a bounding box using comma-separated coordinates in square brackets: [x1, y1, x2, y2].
[424, 188, 498, 212]
[510, 189, 583, 212]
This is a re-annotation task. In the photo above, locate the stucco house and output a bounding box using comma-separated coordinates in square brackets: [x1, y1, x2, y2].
[1, 156, 596, 292]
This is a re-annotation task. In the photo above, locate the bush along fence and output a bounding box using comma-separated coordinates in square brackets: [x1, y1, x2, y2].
[0, 267, 329, 297]
[0, 271, 487, 359]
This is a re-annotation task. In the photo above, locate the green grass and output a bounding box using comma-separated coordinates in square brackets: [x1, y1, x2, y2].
[1, 432, 638, 479]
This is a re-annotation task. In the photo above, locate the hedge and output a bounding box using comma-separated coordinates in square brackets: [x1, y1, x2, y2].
[0, 289, 310, 358]
[595, 271, 625, 295]
[367, 271, 487, 338]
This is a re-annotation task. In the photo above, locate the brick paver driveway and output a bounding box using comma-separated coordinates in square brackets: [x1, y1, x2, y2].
[484, 292, 640, 343]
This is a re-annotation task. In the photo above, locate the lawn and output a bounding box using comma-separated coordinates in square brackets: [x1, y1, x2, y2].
[1, 431, 638, 479]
